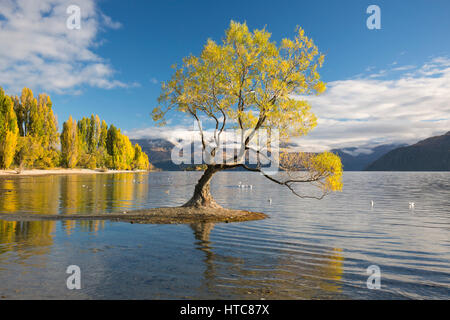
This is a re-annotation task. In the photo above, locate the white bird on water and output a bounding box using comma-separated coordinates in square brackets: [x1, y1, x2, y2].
[409, 202, 415, 209]
[371, 200, 374, 207]
[268, 198, 272, 205]
[238, 181, 253, 189]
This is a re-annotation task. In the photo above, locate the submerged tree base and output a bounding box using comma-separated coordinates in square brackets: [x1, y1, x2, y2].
[0, 207, 267, 224]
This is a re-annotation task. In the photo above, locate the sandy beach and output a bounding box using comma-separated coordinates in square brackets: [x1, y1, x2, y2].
[0, 168, 148, 177]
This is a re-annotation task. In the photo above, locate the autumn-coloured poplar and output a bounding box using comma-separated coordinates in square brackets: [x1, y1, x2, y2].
[88, 114, 101, 153]
[61, 116, 79, 168]
[17, 87, 36, 137]
[36, 93, 59, 167]
[153, 21, 343, 207]
[106, 127, 135, 170]
[133, 144, 150, 170]
[99, 120, 108, 149]
[0, 88, 19, 169]
[11, 89, 60, 168]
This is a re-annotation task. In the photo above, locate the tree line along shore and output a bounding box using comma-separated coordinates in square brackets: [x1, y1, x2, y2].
[0, 87, 151, 172]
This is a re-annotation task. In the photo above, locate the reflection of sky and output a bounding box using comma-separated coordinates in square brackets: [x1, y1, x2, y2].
[0, 172, 449, 299]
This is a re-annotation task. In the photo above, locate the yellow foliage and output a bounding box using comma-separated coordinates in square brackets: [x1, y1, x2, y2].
[0, 87, 152, 171]
[61, 116, 78, 168]
[153, 21, 342, 198]
[153, 21, 327, 141]
[3, 130, 18, 168]
[133, 144, 150, 170]
[0, 89, 19, 169]
[310, 152, 343, 192]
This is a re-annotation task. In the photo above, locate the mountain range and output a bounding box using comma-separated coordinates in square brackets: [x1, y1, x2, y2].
[131, 131, 450, 171]
[331, 144, 405, 171]
[366, 131, 450, 171]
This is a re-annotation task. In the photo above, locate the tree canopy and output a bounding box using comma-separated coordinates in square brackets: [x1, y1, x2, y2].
[0, 88, 19, 169]
[153, 21, 342, 204]
[61, 115, 150, 171]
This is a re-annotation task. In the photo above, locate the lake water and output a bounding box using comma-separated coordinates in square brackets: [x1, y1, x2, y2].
[0, 172, 449, 299]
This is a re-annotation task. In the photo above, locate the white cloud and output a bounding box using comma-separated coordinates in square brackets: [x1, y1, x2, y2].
[392, 65, 415, 72]
[126, 126, 200, 144]
[127, 125, 235, 146]
[0, 0, 132, 94]
[292, 57, 450, 152]
[127, 57, 450, 155]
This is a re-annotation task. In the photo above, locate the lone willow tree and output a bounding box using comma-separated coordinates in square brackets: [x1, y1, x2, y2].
[153, 21, 343, 208]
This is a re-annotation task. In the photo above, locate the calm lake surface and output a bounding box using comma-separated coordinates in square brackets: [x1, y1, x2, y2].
[0, 171, 449, 299]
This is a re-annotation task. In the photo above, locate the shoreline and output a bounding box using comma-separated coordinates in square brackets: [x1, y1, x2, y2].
[0, 168, 149, 177]
[0, 207, 268, 224]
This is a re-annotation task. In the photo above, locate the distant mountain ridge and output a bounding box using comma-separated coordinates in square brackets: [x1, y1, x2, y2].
[133, 131, 450, 172]
[130, 138, 176, 170]
[366, 131, 450, 171]
[132, 138, 405, 171]
[131, 138, 270, 171]
[332, 144, 405, 171]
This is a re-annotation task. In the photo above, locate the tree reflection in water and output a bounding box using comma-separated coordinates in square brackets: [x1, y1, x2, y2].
[0, 173, 345, 299]
[190, 223, 345, 299]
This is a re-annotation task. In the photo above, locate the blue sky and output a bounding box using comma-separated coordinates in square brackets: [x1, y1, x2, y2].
[0, 0, 449, 151]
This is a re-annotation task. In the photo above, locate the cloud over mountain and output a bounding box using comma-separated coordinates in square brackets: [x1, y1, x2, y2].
[127, 57, 450, 155]
[292, 57, 450, 153]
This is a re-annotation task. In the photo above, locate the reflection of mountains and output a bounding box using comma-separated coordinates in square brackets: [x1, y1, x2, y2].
[190, 223, 346, 299]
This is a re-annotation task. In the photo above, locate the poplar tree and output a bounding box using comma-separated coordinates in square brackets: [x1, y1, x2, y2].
[76, 117, 91, 167]
[13, 88, 38, 168]
[61, 116, 78, 168]
[133, 144, 150, 170]
[88, 114, 101, 153]
[0, 88, 19, 169]
[105, 125, 137, 170]
[17, 87, 35, 137]
[106, 124, 118, 159]
[99, 120, 108, 149]
[12, 89, 60, 168]
[38, 94, 59, 167]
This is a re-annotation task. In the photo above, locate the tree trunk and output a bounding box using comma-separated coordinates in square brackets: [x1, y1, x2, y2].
[182, 165, 222, 208]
